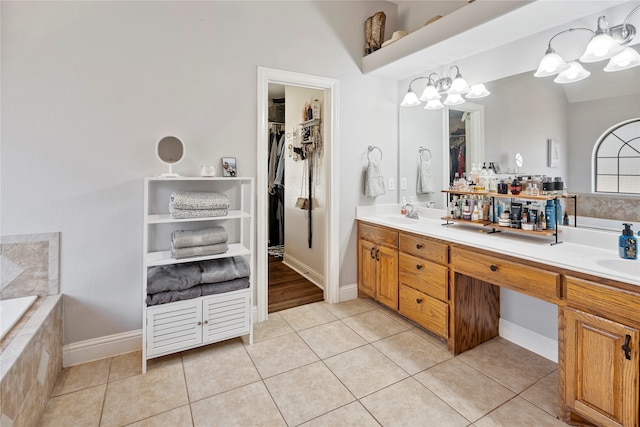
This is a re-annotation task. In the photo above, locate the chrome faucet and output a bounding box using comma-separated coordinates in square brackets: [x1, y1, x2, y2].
[404, 203, 419, 219]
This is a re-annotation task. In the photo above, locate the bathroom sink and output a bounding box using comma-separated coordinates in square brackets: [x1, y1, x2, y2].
[380, 215, 419, 225]
[596, 259, 640, 277]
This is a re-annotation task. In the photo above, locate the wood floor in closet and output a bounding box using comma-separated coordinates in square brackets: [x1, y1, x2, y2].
[268, 255, 324, 313]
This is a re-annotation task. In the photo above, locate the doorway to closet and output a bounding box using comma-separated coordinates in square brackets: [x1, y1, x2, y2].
[266, 83, 324, 313]
[256, 67, 340, 323]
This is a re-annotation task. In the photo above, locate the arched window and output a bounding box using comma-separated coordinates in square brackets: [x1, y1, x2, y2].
[593, 118, 640, 194]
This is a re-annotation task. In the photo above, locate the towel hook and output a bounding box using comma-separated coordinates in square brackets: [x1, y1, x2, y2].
[367, 145, 383, 161]
[419, 146, 432, 161]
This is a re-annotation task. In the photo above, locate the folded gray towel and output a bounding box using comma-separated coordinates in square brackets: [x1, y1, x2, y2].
[146, 277, 250, 306]
[169, 207, 228, 219]
[199, 256, 250, 284]
[170, 242, 229, 259]
[171, 226, 228, 249]
[169, 191, 230, 210]
[201, 277, 250, 296]
[147, 263, 203, 294]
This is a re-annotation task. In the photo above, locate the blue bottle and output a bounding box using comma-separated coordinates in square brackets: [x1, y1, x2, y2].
[619, 223, 638, 260]
[545, 200, 555, 230]
[554, 199, 562, 225]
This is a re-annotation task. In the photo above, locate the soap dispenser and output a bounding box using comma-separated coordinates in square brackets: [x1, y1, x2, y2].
[619, 223, 638, 260]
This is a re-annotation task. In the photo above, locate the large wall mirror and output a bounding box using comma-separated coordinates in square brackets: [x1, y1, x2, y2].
[398, 60, 640, 222]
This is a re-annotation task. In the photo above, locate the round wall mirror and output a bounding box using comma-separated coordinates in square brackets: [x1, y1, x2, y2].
[156, 136, 184, 177]
[515, 152, 524, 170]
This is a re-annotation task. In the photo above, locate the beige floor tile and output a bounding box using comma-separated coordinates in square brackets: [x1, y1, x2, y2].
[520, 370, 559, 417]
[109, 350, 142, 382]
[100, 355, 188, 427]
[181, 337, 244, 362]
[251, 312, 294, 343]
[341, 309, 409, 342]
[321, 298, 376, 319]
[183, 344, 260, 401]
[475, 396, 567, 427]
[300, 401, 380, 427]
[373, 330, 452, 375]
[457, 338, 557, 393]
[377, 306, 416, 329]
[265, 361, 355, 426]
[278, 303, 338, 331]
[415, 358, 515, 422]
[410, 324, 449, 348]
[324, 345, 408, 398]
[51, 357, 111, 396]
[38, 384, 105, 427]
[126, 405, 193, 427]
[245, 332, 318, 378]
[191, 381, 286, 427]
[361, 377, 469, 427]
[298, 320, 367, 359]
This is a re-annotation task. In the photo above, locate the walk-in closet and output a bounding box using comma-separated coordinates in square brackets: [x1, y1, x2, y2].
[267, 83, 325, 313]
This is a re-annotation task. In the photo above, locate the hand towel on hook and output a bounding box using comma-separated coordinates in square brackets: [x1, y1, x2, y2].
[365, 146, 386, 197]
[417, 147, 433, 194]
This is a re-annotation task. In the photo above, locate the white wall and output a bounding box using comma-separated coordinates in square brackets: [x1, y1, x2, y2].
[1, 1, 399, 345]
[284, 86, 325, 278]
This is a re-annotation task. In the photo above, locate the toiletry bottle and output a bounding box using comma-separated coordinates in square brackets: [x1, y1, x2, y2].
[472, 205, 479, 221]
[563, 211, 569, 226]
[619, 223, 638, 260]
[401, 197, 407, 215]
[312, 99, 320, 120]
[463, 199, 471, 220]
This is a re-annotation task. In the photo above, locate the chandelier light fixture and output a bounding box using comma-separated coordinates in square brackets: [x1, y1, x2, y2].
[535, 4, 640, 84]
[400, 66, 490, 110]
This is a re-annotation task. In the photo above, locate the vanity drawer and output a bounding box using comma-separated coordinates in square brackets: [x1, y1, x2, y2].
[399, 253, 448, 301]
[566, 276, 640, 324]
[399, 284, 448, 339]
[359, 222, 398, 248]
[450, 247, 560, 303]
[400, 233, 448, 264]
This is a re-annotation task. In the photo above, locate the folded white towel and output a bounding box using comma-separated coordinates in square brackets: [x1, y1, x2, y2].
[171, 226, 228, 249]
[365, 159, 386, 198]
[169, 192, 230, 210]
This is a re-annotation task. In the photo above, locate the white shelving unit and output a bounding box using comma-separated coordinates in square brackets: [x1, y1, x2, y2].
[142, 177, 254, 372]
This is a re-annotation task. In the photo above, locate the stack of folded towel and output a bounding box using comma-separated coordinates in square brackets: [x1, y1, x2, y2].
[171, 226, 229, 259]
[169, 191, 230, 219]
[146, 256, 250, 306]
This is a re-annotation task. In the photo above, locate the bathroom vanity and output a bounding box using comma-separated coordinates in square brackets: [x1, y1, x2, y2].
[356, 208, 640, 427]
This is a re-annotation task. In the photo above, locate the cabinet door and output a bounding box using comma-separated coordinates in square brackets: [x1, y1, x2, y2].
[202, 290, 251, 343]
[376, 244, 399, 310]
[565, 308, 639, 427]
[147, 300, 203, 357]
[358, 239, 377, 298]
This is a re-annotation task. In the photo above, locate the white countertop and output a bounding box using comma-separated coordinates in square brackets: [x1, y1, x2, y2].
[356, 204, 640, 287]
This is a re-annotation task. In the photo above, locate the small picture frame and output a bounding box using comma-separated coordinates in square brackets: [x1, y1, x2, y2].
[221, 157, 237, 177]
[547, 139, 559, 168]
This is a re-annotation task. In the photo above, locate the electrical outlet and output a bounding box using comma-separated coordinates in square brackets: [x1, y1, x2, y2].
[400, 177, 407, 190]
[388, 177, 395, 191]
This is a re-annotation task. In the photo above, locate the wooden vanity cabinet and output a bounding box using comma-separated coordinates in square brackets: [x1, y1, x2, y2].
[357, 223, 398, 310]
[562, 276, 640, 427]
[398, 233, 449, 339]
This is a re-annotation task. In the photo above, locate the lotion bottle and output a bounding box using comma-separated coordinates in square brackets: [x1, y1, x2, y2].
[619, 223, 638, 260]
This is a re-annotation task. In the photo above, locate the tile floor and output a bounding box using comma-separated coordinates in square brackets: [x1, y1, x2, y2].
[39, 299, 567, 426]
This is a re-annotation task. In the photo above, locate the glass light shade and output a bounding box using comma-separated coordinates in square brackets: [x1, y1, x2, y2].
[400, 89, 421, 107]
[554, 61, 590, 84]
[534, 51, 569, 77]
[424, 99, 444, 110]
[419, 84, 441, 101]
[443, 93, 465, 106]
[604, 47, 640, 72]
[448, 76, 469, 95]
[465, 84, 491, 99]
[579, 33, 625, 62]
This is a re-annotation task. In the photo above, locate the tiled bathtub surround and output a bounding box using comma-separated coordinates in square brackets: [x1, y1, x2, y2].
[564, 193, 640, 223]
[1, 295, 63, 427]
[1, 232, 60, 299]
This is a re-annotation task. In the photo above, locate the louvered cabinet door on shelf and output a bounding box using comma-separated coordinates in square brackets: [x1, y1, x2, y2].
[142, 177, 254, 373]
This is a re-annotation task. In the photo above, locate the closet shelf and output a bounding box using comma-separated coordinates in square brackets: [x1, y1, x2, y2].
[147, 210, 250, 224]
[146, 243, 251, 267]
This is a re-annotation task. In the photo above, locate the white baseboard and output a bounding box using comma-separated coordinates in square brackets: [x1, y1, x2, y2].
[499, 318, 558, 363]
[63, 330, 141, 367]
[339, 283, 358, 302]
[282, 255, 324, 290]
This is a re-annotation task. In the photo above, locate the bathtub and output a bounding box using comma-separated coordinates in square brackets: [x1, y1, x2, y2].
[0, 295, 62, 426]
[0, 295, 38, 340]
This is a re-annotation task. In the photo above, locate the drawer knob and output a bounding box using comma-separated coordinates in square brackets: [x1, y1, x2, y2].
[490, 265, 498, 272]
[416, 244, 423, 249]
[416, 298, 423, 304]
[416, 264, 423, 270]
